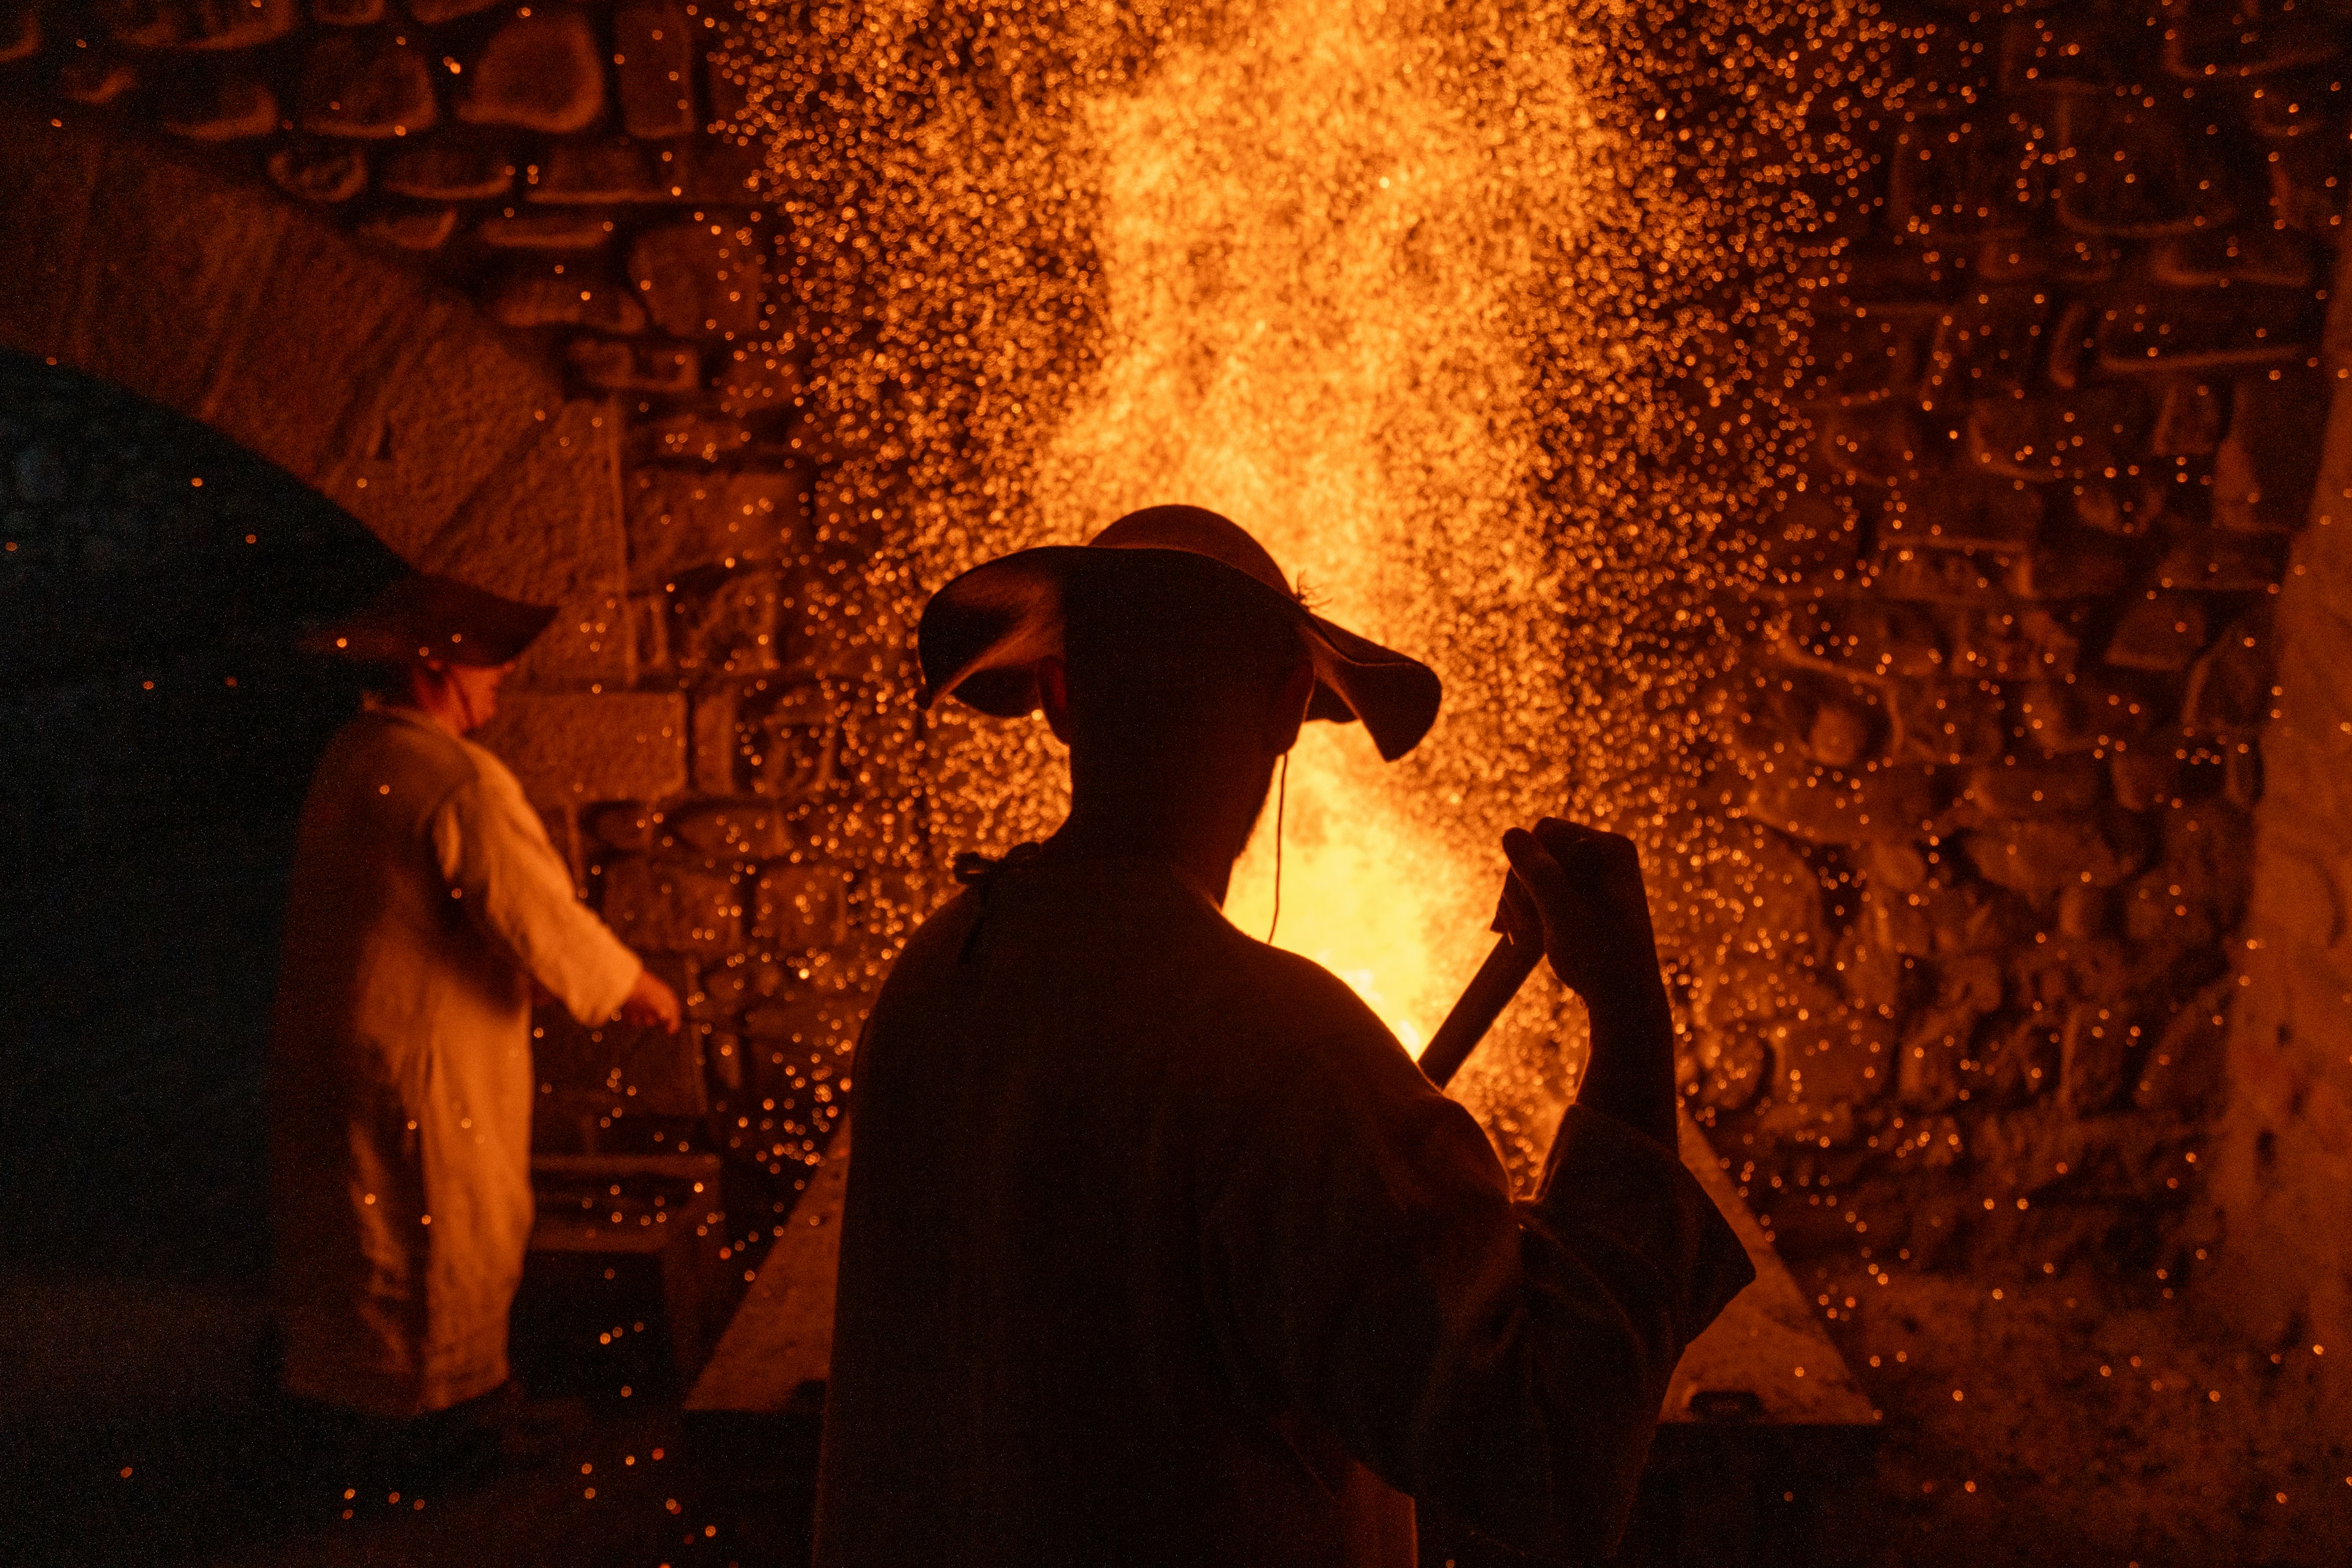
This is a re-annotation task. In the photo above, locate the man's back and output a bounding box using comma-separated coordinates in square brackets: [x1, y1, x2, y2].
[815, 853, 1751, 1566]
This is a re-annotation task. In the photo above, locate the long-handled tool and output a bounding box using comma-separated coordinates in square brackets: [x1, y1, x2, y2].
[1417, 918, 1547, 1091]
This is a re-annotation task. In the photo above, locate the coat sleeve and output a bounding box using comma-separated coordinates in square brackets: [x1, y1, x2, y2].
[1197, 994, 1754, 1563]
[429, 765, 644, 1027]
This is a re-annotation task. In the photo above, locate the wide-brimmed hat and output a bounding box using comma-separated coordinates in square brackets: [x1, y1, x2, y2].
[917, 505, 1442, 761]
[300, 572, 556, 667]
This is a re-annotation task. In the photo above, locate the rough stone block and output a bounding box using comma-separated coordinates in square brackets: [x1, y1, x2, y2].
[1898, 957, 2004, 1111]
[514, 592, 633, 687]
[569, 337, 700, 396]
[1885, 469, 2041, 552]
[1774, 1003, 1893, 1107]
[2160, 13, 2341, 81]
[2094, 290, 2317, 374]
[2005, 536, 2132, 600]
[668, 135, 766, 203]
[160, 71, 279, 142]
[589, 803, 661, 854]
[2182, 617, 2274, 739]
[2005, 673, 2150, 756]
[1806, 699, 1873, 769]
[297, 36, 439, 140]
[717, 344, 810, 423]
[2054, 97, 2236, 236]
[742, 683, 840, 801]
[1928, 287, 2049, 399]
[630, 221, 766, 339]
[1736, 761, 1950, 845]
[671, 570, 783, 674]
[753, 864, 852, 952]
[57, 56, 139, 105]
[1871, 548, 2004, 605]
[1806, 306, 1937, 404]
[2135, 978, 2233, 1114]
[672, 802, 800, 859]
[492, 270, 648, 334]
[1964, 813, 2148, 896]
[2149, 530, 2283, 592]
[1, 0, 36, 61]
[2059, 1004, 2130, 1115]
[1811, 402, 1920, 487]
[528, 140, 669, 205]
[2214, 368, 2329, 533]
[625, 466, 812, 586]
[1962, 755, 2106, 818]
[2269, 133, 2350, 236]
[742, 987, 861, 1061]
[267, 143, 368, 204]
[2110, 748, 2181, 812]
[1888, 116, 2026, 241]
[1962, 386, 2149, 485]
[102, 0, 299, 51]
[1887, 677, 2005, 766]
[379, 140, 512, 201]
[640, 413, 757, 466]
[1767, 598, 1945, 680]
[2149, 378, 2226, 456]
[480, 691, 688, 807]
[1917, 878, 2031, 957]
[691, 685, 741, 796]
[313, 0, 384, 23]
[603, 858, 741, 953]
[1952, 604, 2083, 682]
[2150, 228, 2320, 291]
[2105, 590, 2210, 673]
[423, 397, 627, 611]
[2067, 473, 2168, 537]
[355, 205, 456, 251]
[616, 4, 697, 140]
[407, 0, 498, 20]
[479, 211, 612, 251]
[1855, 884, 1931, 959]
[458, 12, 606, 135]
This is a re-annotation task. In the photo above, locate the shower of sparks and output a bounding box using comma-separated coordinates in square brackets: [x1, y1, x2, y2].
[725, 0, 1882, 1174]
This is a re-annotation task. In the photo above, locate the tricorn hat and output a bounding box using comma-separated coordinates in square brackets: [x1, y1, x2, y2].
[300, 571, 557, 667]
[917, 505, 1442, 762]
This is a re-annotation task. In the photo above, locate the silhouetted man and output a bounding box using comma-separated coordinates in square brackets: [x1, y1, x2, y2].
[270, 573, 680, 1474]
[816, 507, 1753, 1565]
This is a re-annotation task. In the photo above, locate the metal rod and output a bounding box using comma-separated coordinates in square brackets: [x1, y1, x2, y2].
[1417, 927, 1546, 1090]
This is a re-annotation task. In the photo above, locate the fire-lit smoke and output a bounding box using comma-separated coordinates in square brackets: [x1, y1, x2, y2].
[726, 0, 1872, 1174]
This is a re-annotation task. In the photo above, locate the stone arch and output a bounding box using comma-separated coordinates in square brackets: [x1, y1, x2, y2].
[0, 103, 622, 614]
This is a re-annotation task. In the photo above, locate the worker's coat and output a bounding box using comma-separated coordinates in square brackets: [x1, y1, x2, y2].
[816, 855, 1755, 1568]
[269, 704, 641, 1418]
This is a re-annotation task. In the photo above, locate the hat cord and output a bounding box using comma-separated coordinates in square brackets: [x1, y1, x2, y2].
[1266, 750, 1288, 945]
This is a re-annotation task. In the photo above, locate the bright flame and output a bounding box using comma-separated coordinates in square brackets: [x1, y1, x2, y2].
[1033, 0, 1593, 1058]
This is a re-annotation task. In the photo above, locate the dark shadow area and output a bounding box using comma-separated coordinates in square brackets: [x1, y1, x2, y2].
[0, 348, 405, 1279]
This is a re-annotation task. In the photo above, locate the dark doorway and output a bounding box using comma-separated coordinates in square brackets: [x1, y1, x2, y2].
[0, 349, 406, 1280]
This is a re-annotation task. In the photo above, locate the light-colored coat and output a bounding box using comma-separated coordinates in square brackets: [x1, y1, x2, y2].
[269, 704, 641, 1418]
[816, 856, 1753, 1567]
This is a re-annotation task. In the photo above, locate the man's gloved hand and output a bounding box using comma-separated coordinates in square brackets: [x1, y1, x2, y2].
[619, 966, 684, 1033]
[1500, 818, 1677, 1150]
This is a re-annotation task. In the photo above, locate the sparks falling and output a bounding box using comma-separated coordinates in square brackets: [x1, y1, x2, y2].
[723, 0, 1877, 1172]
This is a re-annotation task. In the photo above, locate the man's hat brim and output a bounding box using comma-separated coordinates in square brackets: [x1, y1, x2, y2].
[919, 545, 1442, 763]
[299, 572, 557, 667]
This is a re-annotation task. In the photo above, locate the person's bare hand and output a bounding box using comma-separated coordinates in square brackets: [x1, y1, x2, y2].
[619, 967, 682, 1033]
[1500, 818, 1676, 1148]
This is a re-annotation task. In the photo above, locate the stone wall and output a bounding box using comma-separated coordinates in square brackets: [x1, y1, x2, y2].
[4, 0, 2349, 1303]
[1690, 0, 2348, 1292]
